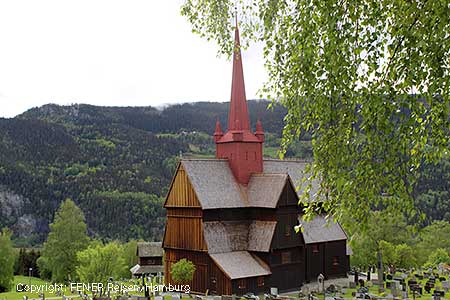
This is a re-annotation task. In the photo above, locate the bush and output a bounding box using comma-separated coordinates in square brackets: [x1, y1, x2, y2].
[171, 259, 196, 285]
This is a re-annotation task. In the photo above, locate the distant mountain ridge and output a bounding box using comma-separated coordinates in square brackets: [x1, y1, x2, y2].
[19, 100, 287, 134]
[0, 100, 290, 246]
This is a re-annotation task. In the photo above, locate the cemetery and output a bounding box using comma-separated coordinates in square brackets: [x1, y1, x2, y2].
[2, 264, 450, 300]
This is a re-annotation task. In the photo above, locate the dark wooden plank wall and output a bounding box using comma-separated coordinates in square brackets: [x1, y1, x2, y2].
[140, 257, 163, 265]
[305, 240, 349, 282]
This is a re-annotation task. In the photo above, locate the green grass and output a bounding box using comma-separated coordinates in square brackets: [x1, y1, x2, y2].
[0, 276, 68, 300]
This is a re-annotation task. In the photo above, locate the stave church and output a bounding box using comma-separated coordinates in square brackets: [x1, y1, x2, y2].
[162, 23, 350, 295]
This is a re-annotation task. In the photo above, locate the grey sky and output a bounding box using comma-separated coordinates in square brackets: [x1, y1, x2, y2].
[0, 1, 266, 118]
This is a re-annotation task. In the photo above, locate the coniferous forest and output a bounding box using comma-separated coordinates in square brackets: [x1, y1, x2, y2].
[0, 101, 448, 246]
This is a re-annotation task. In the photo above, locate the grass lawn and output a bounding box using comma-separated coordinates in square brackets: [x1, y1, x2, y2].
[0, 276, 73, 300]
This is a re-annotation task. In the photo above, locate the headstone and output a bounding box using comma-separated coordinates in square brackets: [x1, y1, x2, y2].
[402, 291, 407, 299]
[349, 282, 356, 288]
[270, 287, 278, 296]
[173, 295, 181, 300]
[442, 281, 449, 292]
[318, 274, 325, 293]
[23, 296, 28, 300]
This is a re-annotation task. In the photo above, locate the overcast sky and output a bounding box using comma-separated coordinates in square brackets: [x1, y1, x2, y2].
[0, 1, 267, 118]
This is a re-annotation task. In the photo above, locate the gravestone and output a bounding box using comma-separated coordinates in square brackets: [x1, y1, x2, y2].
[213, 296, 221, 300]
[173, 294, 181, 300]
[442, 281, 449, 292]
[318, 274, 325, 293]
[270, 287, 278, 296]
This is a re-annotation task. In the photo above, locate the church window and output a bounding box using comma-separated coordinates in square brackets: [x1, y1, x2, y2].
[257, 276, 265, 287]
[281, 251, 291, 264]
[238, 279, 246, 289]
[312, 244, 319, 254]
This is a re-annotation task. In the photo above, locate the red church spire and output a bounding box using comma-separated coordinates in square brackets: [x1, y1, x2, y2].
[213, 18, 264, 185]
[228, 22, 250, 131]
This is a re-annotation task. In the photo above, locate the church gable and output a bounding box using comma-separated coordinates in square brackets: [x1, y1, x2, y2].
[276, 178, 300, 207]
[164, 163, 201, 208]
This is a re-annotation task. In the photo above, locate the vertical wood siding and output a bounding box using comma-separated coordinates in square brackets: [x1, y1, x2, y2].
[165, 165, 201, 208]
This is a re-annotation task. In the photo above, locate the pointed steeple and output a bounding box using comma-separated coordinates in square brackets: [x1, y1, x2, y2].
[212, 17, 265, 185]
[213, 118, 224, 142]
[228, 21, 250, 131]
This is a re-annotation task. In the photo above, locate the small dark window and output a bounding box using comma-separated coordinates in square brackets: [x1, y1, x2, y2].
[281, 251, 291, 264]
[332, 256, 340, 266]
[285, 224, 291, 237]
[257, 276, 265, 287]
[312, 244, 319, 254]
[245, 151, 248, 160]
[238, 279, 246, 289]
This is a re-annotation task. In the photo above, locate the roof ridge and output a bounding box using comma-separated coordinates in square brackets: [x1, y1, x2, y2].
[181, 158, 228, 161]
[250, 172, 288, 177]
[264, 158, 312, 162]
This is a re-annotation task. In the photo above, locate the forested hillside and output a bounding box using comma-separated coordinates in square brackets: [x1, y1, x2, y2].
[0, 101, 448, 246]
[0, 101, 293, 246]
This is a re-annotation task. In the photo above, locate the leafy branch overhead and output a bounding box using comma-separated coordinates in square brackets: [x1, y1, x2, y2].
[181, 0, 450, 226]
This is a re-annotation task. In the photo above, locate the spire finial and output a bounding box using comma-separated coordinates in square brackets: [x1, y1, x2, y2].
[227, 11, 250, 131]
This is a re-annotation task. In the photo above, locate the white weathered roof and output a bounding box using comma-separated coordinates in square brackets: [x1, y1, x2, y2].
[179, 158, 314, 209]
[203, 220, 276, 254]
[299, 215, 347, 244]
[137, 242, 163, 257]
[247, 173, 289, 208]
[209, 251, 271, 279]
[181, 159, 244, 209]
[264, 159, 320, 201]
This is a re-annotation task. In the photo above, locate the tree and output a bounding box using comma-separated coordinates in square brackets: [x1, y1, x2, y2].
[0, 228, 15, 292]
[348, 210, 414, 268]
[379, 240, 397, 268]
[120, 240, 139, 279]
[180, 0, 450, 226]
[415, 221, 450, 265]
[76, 242, 127, 289]
[425, 248, 450, 268]
[171, 259, 196, 285]
[395, 244, 417, 269]
[40, 199, 89, 282]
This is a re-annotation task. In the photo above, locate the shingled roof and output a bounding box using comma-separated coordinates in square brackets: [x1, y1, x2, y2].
[209, 251, 271, 279]
[247, 173, 289, 208]
[298, 215, 347, 244]
[181, 160, 244, 209]
[179, 158, 313, 209]
[137, 242, 163, 257]
[130, 264, 164, 275]
[264, 159, 320, 200]
[203, 220, 276, 254]
[203, 221, 248, 253]
[248, 221, 277, 252]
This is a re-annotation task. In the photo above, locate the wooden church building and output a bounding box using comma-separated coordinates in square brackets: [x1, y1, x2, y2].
[162, 24, 350, 295]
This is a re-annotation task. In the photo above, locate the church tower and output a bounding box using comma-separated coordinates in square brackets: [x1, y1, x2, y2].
[214, 22, 264, 185]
